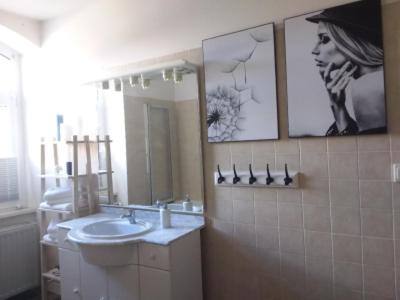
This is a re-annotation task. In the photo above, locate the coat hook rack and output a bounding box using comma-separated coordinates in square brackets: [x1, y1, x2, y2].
[233, 164, 241, 184]
[214, 162, 299, 188]
[266, 164, 274, 185]
[249, 164, 257, 185]
[217, 164, 225, 184]
[284, 163, 293, 186]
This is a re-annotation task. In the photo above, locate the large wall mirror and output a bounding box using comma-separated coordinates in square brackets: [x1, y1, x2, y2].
[94, 60, 204, 213]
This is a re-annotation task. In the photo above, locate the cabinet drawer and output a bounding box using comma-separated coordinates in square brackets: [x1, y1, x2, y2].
[57, 228, 78, 251]
[139, 243, 170, 270]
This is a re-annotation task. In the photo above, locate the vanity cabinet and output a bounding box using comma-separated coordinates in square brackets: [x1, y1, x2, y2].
[58, 228, 202, 300]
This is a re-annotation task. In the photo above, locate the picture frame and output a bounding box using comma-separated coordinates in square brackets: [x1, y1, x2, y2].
[202, 23, 279, 143]
[285, 0, 387, 138]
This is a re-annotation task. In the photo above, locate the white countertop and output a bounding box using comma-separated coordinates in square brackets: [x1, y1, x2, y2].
[57, 210, 205, 246]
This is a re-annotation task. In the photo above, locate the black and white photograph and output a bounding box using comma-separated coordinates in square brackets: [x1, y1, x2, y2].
[285, 0, 387, 137]
[203, 23, 278, 142]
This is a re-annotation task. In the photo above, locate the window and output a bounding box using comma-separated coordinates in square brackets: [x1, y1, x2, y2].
[0, 43, 23, 206]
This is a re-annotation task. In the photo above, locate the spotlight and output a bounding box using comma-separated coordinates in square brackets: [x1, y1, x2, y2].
[173, 68, 183, 83]
[129, 75, 140, 87]
[162, 69, 173, 81]
[141, 74, 150, 89]
[114, 79, 122, 91]
[102, 81, 109, 90]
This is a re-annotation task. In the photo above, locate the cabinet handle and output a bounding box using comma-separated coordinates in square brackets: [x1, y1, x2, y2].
[73, 288, 79, 294]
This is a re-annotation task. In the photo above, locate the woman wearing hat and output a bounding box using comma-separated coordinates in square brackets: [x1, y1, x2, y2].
[307, 0, 386, 136]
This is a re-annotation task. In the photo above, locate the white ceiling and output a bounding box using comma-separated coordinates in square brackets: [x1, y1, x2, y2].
[0, 0, 95, 20]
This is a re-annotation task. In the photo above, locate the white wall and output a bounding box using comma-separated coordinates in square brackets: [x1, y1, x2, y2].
[42, 0, 380, 84]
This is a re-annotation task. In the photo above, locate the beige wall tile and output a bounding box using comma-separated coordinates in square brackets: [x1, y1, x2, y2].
[334, 288, 362, 300]
[327, 136, 358, 153]
[278, 189, 302, 205]
[305, 231, 332, 258]
[306, 256, 333, 300]
[358, 135, 390, 152]
[232, 188, 254, 224]
[362, 237, 394, 267]
[254, 200, 278, 227]
[256, 250, 281, 278]
[279, 228, 305, 254]
[303, 205, 331, 232]
[299, 138, 327, 153]
[331, 206, 361, 235]
[330, 180, 360, 208]
[333, 261, 363, 291]
[278, 203, 303, 228]
[394, 184, 400, 211]
[301, 152, 329, 179]
[394, 213, 400, 240]
[302, 178, 330, 206]
[364, 265, 395, 298]
[232, 224, 255, 251]
[276, 153, 300, 171]
[256, 225, 279, 252]
[358, 152, 391, 180]
[333, 235, 361, 263]
[230, 142, 252, 171]
[361, 209, 393, 238]
[329, 153, 359, 179]
[276, 139, 299, 154]
[281, 252, 306, 285]
[360, 180, 392, 209]
[391, 134, 400, 151]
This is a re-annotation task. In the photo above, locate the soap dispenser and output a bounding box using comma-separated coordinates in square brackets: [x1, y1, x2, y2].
[183, 194, 193, 211]
[160, 203, 171, 228]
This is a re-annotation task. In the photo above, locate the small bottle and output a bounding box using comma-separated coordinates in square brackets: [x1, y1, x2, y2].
[160, 203, 171, 228]
[182, 194, 193, 211]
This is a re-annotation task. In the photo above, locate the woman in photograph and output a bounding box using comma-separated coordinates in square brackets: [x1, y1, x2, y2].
[306, 0, 386, 136]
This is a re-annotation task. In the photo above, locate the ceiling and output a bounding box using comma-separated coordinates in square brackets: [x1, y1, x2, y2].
[0, 0, 95, 20]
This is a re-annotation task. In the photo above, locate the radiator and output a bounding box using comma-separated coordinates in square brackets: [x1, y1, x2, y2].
[0, 222, 40, 300]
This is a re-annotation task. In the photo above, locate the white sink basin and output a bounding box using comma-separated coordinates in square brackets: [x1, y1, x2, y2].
[67, 218, 153, 266]
[79, 219, 152, 240]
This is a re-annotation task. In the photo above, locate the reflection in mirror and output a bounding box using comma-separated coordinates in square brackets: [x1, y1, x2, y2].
[95, 61, 204, 213]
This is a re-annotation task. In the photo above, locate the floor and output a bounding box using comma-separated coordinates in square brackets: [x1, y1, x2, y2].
[7, 288, 41, 300]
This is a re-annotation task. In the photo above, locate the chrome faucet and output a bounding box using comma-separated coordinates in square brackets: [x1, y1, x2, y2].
[121, 208, 136, 224]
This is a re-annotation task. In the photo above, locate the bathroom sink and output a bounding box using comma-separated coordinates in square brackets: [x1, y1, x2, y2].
[78, 219, 152, 240]
[67, 218, 153, 266]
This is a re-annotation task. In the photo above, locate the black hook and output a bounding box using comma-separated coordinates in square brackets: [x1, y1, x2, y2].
[233, 164, 240, 184]
[217, 164, 225, 184]
[266, 164, 274, 185]
[249, 164, 256, 184]
[284, 163, 293, 186]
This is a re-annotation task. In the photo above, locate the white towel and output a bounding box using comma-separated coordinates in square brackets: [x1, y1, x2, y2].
[43, 187, 72, 201]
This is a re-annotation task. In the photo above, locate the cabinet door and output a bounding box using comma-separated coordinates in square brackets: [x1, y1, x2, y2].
[59, 248, 81, 300]
[139, 266, 171, 300]
[108, 265, 140, 300]
[79, 255, 108, 300]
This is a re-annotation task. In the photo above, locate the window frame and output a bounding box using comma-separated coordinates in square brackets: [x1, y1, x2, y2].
[0, 42, 26, 211]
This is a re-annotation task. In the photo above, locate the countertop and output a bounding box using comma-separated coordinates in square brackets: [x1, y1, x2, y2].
[57, 210, 205, 246]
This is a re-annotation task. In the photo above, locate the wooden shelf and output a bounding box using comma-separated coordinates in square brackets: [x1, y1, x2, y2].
[38, 207, 73, 215]
[42, 268, 61, 282]
[40, 170, 112, 179]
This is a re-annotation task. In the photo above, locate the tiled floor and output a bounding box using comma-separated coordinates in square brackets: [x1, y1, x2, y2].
[7, 288, 41, 300]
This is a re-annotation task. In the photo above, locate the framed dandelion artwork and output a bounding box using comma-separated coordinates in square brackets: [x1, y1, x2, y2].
[203, 23, 279, 142]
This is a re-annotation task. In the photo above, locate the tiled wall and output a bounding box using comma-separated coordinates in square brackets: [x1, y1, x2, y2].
[200, 2, 400, 300]
[123, 2, 400, 299]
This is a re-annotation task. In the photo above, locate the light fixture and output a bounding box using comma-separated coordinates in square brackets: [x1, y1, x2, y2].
[101, 80, 109, 90]
[162, 69, 173, 81]
[129, 75, 140, 87]
[141, 74, 150, 89]
[114, 78, 122, 91]
[173, 68, 183, 83]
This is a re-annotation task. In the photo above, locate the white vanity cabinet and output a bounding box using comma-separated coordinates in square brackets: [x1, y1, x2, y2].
[58, 228, 202, 300]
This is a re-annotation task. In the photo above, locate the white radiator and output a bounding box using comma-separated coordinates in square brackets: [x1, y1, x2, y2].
[0, 222, 40, 299]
